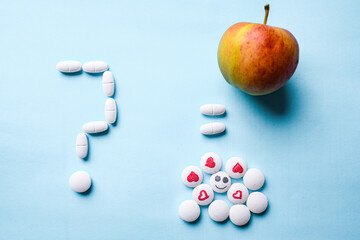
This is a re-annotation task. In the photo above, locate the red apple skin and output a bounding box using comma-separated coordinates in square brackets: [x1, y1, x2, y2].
[218, 23, 299, 95]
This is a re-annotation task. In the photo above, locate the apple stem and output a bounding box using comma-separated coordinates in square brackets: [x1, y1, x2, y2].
[263, 4, 270, 25]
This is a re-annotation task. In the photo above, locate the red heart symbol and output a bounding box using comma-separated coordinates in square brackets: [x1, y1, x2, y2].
[232, 190, 242, 199]
[205, 157, 215, 168]
[198, 190, 209, 201]
[187, 171, 199, 182]
[232, 162, 244, 174]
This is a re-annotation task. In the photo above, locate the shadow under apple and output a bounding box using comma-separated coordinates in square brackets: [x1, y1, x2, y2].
[230, 80, 298, 117]
[247, 85, 290, 116]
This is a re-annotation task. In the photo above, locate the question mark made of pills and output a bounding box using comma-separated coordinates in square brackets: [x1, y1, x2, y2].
[56, 60, 117, 194]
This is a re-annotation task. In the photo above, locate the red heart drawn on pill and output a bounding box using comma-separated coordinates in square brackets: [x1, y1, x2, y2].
[205, 157, 215, 168]
[232, 163, 244, 174]
[232, 190, 242, 199]
[187, 171, 199, 182]
[198, 190, 209, 201]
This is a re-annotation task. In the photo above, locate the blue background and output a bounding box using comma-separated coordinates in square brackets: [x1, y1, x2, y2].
[1, 0, 360, 239]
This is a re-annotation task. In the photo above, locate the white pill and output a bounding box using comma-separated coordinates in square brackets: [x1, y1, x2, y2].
[243, 168, 265, 190]
[229, 205, 251, 226]
[210, 171, 231, 193]
[75, 133, 88, 159]
[179, 200, 200, 222]
[181, 166, 203, 188]
[200, 104, 226, 116]
[227, 183, 249, 204]
[82, 61, 108, 73]
[200, 152, 222, 174]
[69, 171, 91, 193]
[192, 184, 214, 206]
[102, 71, 115, 97]
[246, 192, 268, 214]
[56, 60, 82, 73]
[200, 122, 226, 135]
[225, 157, 247, 179]
[208, 200, 229, 222]
[105, 98, 117, 124]
[82, 121, 108, 134]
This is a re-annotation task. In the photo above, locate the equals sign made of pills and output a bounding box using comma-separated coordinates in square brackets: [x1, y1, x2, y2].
[199, 104, 226, 135]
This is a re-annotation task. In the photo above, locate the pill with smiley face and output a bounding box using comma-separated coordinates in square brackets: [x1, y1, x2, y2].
[210, 171, 231, 193]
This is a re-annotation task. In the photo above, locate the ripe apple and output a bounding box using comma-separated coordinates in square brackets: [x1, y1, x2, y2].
[218, 5, 299, 95]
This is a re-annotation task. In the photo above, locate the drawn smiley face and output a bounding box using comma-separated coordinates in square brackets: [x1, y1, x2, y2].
[210, 171, 231, 193]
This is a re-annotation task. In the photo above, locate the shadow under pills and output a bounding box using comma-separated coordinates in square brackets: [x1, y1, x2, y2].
[60, 70, 83, 76]
[202, 129, 227, 138]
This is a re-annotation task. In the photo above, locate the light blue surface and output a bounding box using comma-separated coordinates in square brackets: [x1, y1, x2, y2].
[1, 0, 360, 239]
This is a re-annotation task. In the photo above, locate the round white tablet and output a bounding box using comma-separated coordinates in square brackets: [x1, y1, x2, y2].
[200, 152, 222, 174]
[227, 183, 249, 204]
[179, 200, 200, 222]
[69, 171, 91, 193]
[181, 166, 203, 188]
[246, 192, 268, 214]
[208, 200, 229, 222]
[225, 157, 247, 179]
[243, 168, 265, 190]
[210, 171, 231, 193]
[229, 205, 251, 226]
[192, 184, 214, 206]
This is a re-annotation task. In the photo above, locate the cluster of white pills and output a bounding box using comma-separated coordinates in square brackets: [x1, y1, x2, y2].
[179, 153, 268, 226]
[57, 60, 118, 193]
[200, 104, 226, 135]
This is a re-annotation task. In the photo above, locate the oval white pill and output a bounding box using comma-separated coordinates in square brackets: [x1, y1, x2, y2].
[243, 168, 265, 190]
[82, 61, 108, 73]
[75, 133, 88, 159]
[102, 71, 115, 96]
[105, 98, 117, 124]
[210, 171, 231, 193]
[179, 200, 200, 222]
[200, 122, 226, 135]
[200, 104, 226, 116]
[227, 183, 249, 204]
[181, 166, 203, 188]
[82, 121, 108, 134]
[200, 152, 222, 174]
[246, 192, 268, 214]
[56, 60, 82, 73]
[208, 200, 229, 222]
[192, 184, 214, 206]
[69, 171, 92, 193]
[225, 157, 247, 179]
[229, 204, 251, 226]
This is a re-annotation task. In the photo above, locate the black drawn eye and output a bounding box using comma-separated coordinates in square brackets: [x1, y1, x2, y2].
[223, 177, 228, 183]
[215, 176, 221, 182]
